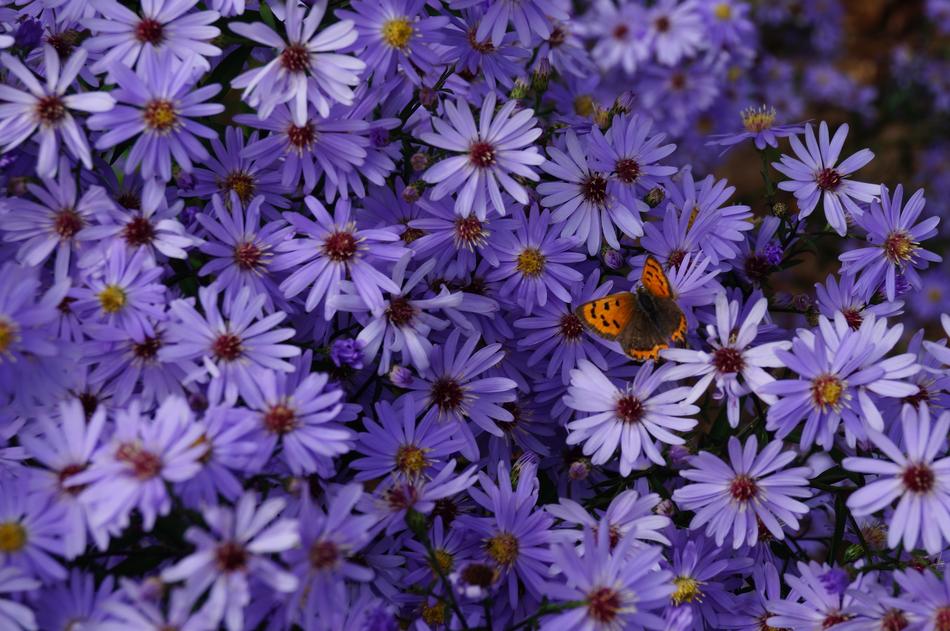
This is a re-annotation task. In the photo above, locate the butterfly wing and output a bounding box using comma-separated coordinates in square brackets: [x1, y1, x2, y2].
[618, 307, 672, 361]
[641, 256, 672, 298]
[575, 292, 638, 341]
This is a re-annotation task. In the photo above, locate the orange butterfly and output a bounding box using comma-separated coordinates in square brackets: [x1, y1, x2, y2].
[575, 256, 687, 361]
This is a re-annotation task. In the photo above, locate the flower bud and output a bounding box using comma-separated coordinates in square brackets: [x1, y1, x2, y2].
[645, 187, 665, 208]
[389, 365, 414, 388]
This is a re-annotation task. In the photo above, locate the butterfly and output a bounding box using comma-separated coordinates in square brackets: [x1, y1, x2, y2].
[575, 256, 687, 361]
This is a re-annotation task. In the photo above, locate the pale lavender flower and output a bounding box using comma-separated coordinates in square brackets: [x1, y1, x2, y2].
[645, 0, 705, 66]
[767, 562, 866, 630]
[547, 487, 671, 547]
[467, 0, 569, 47]
[0, 568, 39, 631]
[0, 480, 67, 582]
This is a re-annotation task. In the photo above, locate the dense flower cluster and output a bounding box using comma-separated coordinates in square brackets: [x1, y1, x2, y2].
[0, 1, 948, 630]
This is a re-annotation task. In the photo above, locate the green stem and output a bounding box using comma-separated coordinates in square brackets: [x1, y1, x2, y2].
[758, 148, 777, 212]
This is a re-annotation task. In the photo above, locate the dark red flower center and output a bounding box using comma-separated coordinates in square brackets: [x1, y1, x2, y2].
[612, 23, 630, 40]
[263, 403, 297, 434]
[280, 44, 310, 71]
[615, 158, 641, 184]
[466, 28, 494, 53]
[132, 335, 162, 360]
[54, 208, 83, 239]
[816, 168, 842, 191]
[430, 377, 465, 413]
[667, 249, 686, 269]
[287, 123, 316, 150]
[309, 540, 339, 570]
[587, 586, 621, 623]
[323, 230, 358, 262]
[223, 171, 256, 203]
[655, 16, 671, 32]
[122, 216, 155, 246]
[215, 541, 248, 572]
[713, 347, 745, 374]
[469, 141, 496, 168]
[212, 333, 243, 361]
[616, 395, 644, 424]
[386, 296, 416, 327]
[135, 18, 164, 45]
[933, 607, 950, 631]
[47, 30, 80, 57]
[115, 442, 162, 479]
[581, 174, 609, 205]
[454, 216, 487, 248]
[883, 230, 917, 264]
[730, 474, 758, 501]
[385, 482, 420, 510]
[57, 463, 88, 495]
[880, 609, 909, 631]
[35, 95, 66, 125]
[559, 313, 584, 341]
[822, 612, 851, 629]
[548, 26, 567, 46]
[233, 241, 264, 271]
[744, 253, 772, 283]
[902, 463, 935, 493]
[842, 308, 864, 330]
[460, 562, 495, 587]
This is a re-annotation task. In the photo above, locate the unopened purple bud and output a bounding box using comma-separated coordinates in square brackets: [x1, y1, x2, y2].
[655, 499, 675, 516]
[410, 153, 428, 171]
[568, 460, 590, 480]
[14, 18, 43, 51]
[370, 127, 390, 147]
[893, 273, 911, 297]
[186, 390, 208, 413]
[818, 568, 850, 596]
[603, 248, 624, 270]
[175, 170, 195, 191]
[179, 205, 200, 226]
[668, 444, 691, 468]
[762, 240, 784, 266]
[791, 293, 813, 311]
[330, 338, 364, 370]
[389, 365, 413, 388]
[401, 185, 421, 204]
[419, 86, 438, 110]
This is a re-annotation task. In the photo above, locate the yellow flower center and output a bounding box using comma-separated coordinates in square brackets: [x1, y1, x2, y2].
[395, 444, 429, 477]
[714, 2, 732, 20]
[741, 105, 777, 133]
[486, 532, 519, 566]
[381, 17, 414, 49]
[0, 318, 16, 354]
[811, 374, 845, 411]
[883, 230, 918, 264]
[421, 602, 446, 625]
[574, 94, 595, 117]
[516, 248, 546, 278]
[671, 576, 704, 605]
[98, 285, 127, 313]
[0, 521, 27, 552]
[432, 549, 454, 574]
[143, 99, 178, 132]
[928, 288, 942, 302]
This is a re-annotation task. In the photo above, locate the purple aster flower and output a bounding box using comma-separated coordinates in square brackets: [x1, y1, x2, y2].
[272, 196, 407, 317]
[844, 403, 950, 555]
[83, 0, 221, 73]
[68, 396, 204, 532]
[539, 130, 645, 254]
[664, 293, 791, 427]
[421, 92, 544, 219]
[0, 480, 66, 582]
[405, 329, 518, 459]
[87, 52, 223, 182]
[840, 184, 942, 301]
[767, 561, 865, 630]
[2, 162, 113, 280]
[34, 571, 116, 631]
[351, 398, 462, 481]
[337, 0, 448, 85]
[644, 0, 705, 66]
[230, 0, 365, 123]
[587, 1, 648, 74]
[764, 312, 920, 448]
[330, 338, 364, 370]
[0, 46, 115, 178]
[773, 121, 879, 236]
[707, 105, 805, 151]
[565, 359, 699, 473]
[161, 491, 300, 631]
[459, 461, 553, 609]
[814, 271, 903, 331]
[460, 0, 568, 47]
[673, 435, 812, 548]
[97, 578, 212, 630]
[242, 364, 353, 476]
[486, 206, 585, 315]
[197, 193, 293, 311]
[535, 21, 595, 78]
[0, 568, 39, 631]
[589, 113, 678, 203]
[161, 284, 299, 404]
[889, 569, 950, 631]
[547, 487, 671, 547]
[441, 11, 531, 90]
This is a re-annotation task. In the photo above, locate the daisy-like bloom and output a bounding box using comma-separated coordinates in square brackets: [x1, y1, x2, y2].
[2, 161, 113, 281]
[542, 527, 673, 631]
[486, 206, 585, 315]
[67, 396, 204, 533]
[70, 246, 166, 338]
[767, 561, 865, 630]
[241, 364, 354, 476]
[87, 52, 222, 182]
[97, 579, 213, 630]
[0, 46, 115, 178]
[763, 312, 919, 449]
[547, 487, 671, 548]
[19, 400, 108, 557]
[82, 0, 221, 73]
[772, 121, 879, 236]
[420, 92, 545, 219]
[465, 0, 569, 47]
[889, 569, 950, 631]
[587, 1, 648, 74]
[673, 435, 812, 549]
[843, 404, 950, 555]
[337, 0, 448, 85]
[197, 193, 293, 311]
[229, 0, 365, 123]
[161, 492, 300, 631]
[441, 11, 531, 91]
[588, 113, 678, 204]
[34, 571, 117, 631]
[0, 480, 67, 582]
[460, 461, 554, 609]
[405, 329, 518, 459]
[333, 254, 463, 374]
[351, 398, 462, 481]
[840, 184, 942, 301]
[707, 105, 805, 152]
[663, 293, 791, 428]
[644, 0, 705, 66]
[539, 130, 645, 255]
[272, 196, 407, 317]
[565, 360, 699, 474]
[814, 271, 903, 331]
[160, 284, 300, 404]
[0, 567, 39, 631]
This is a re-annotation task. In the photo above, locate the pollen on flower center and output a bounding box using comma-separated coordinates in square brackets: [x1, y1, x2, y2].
[280, 43, 311, 72]
[432, 549, 454, 574]
[713, 346, 745, 373]
[811, 374, 845, 410]
[35, 95, 66, 126]
[581, 174, 609, 205]
[902, 463, 935, 493]
[143, 99, 178, 133]
[587, 586, 621, 623]
[54, 208, 83, 239]
[0, 522, 27, 552]
[234, 241, 265, 271]
[615, 157, 641, 183]
[430, 377, 465, 413]
[466, 28, 494, 54]
[879, 609, 908, 631]
[386, 296, 416, 327]
[486, 532, 519, 566]
[395, 444, 429, 476]
[134, 18, 164, 44]
[215, 541, 248, 572]
[671, 576, 703, 605]
[714, 2, 732, 20]
[212, 332, 243, 361]
[454, 216, 488, 249]
[932, 607, 950, 631]
[223, 171, 256, 203]
[263, 403, 297, 434]
[132, 335, 162, 361]
[822, 612, 851, 628]
[730, 474, 759, 501]
[816, 167, 842, 191]
[741, 105, 776, 133]
[469, 141, 496, 168]
[122, 216, 156, 246]
[385, 482, 420, 510]
[323, 230, 359, 262]
[381, 17, 414, 49]
[0, 319, 17, 353]
[559, 313, 584, 341]
[612, 23, 630, 40]
[615, 394, 645, 424]
[516, 247, 546, 278]
[667, 249, 686, 269]
[883, 230, 918, 264]
[115, 442, 162, 479]
[309, 539, 340, 570]
[98, 285, 127, 314]
[287, 122, 316, 150]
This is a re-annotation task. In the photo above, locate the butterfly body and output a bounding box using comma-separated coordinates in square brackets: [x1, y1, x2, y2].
[575, 257, 687, 361]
